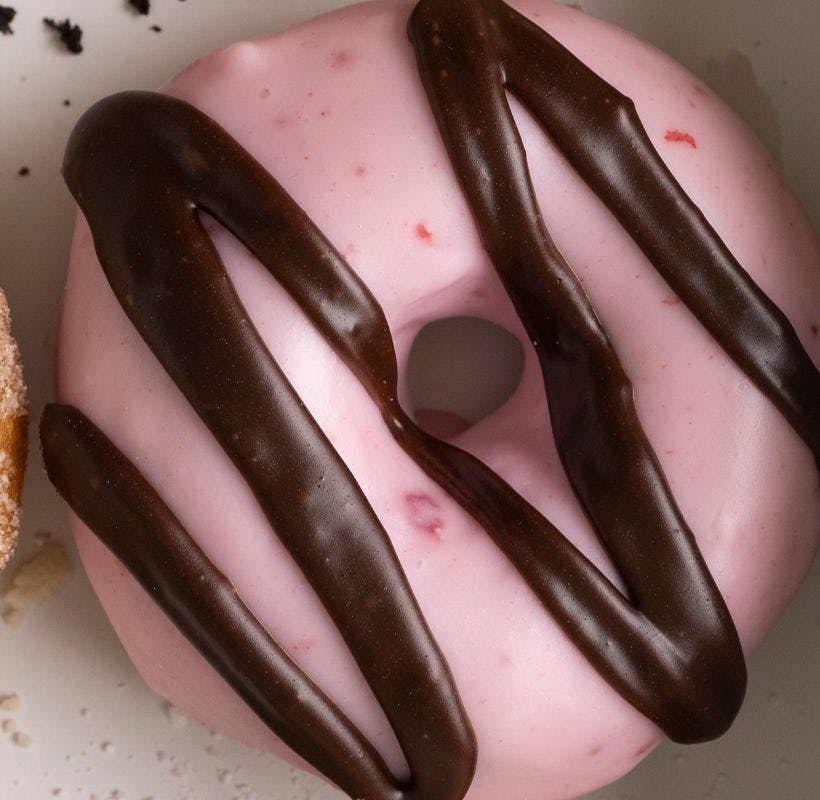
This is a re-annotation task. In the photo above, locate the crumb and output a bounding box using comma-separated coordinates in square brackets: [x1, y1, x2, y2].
[2, 607, 21, 627]
[129, 0, 150, 14]
[163, 701, 188, 728]
[33, 530, 51, 546]
[2, 718, 16, 732]
[43, 18, 83, 54]
[11, 730, 31, 747]
[0, 5, 15, 35]
[101, 740, 115, 753]
[150, 25, 162, 33]
[0, 694, 20, 711]
[17, 166, 29, 177]
[63, 98, 71, 107]
[566, 2, 583, 9]
[2, 542, 71, 622]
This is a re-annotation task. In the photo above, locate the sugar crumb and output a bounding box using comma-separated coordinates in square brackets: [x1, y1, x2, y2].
[2, 542, 70, 623]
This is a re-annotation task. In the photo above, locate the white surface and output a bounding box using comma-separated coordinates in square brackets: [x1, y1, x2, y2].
[0, 1, 817, 799]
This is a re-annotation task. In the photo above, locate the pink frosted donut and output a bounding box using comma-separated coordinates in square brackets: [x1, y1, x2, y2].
[49, 1, 818, 799]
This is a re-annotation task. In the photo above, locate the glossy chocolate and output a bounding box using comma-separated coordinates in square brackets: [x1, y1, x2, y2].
[42, 1, 819, 799]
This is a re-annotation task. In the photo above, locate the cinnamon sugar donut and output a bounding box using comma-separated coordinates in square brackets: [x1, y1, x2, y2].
[0, 289, 26, 571]
[42, 1, 819, 799]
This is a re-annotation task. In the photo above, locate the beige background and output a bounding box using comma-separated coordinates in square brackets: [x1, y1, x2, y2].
[0, 1, 817, 798]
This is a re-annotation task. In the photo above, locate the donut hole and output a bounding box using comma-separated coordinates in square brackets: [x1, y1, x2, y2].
[406, 316, 525, 438]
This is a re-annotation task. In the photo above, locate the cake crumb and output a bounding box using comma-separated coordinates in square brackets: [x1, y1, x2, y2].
[0, 693, 20, 711]
[128, 0, 150, 14]
[150, 25, 162, 33]
[101, 740, 115, 753]
[2, 542, 71, 622]
[163, 701, 188, 728]
[2, 607, 21, 626]
[43, 18, 84, 54]
[2, 717, 16, 732]
[0, 6, 15, 36]
[17, 166, 29, 177]
[11, 730, 31, 747]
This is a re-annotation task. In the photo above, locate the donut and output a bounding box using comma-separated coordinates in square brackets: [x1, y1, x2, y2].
[0, 288, 26, 572]
[41, 1, 819, 799]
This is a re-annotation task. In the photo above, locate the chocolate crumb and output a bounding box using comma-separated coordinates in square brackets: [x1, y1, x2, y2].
[43, 18, 83, 54]
[17, 166, 29, 177]
[0, 5, 15, 35]
[150, 25, 162, 33]
[128, 0, 150, 14]
[63, 98, 71, 106]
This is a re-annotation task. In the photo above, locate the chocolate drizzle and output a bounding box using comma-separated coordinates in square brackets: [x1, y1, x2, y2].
[41, 2, 819, 799]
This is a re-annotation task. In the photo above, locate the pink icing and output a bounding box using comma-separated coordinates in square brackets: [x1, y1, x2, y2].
[56, 2, 820, 798]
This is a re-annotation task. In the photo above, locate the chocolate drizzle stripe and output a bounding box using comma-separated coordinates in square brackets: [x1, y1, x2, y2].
[411, 0, 819, 459]
[52, 90, 476, 800]
[40, 1, 819, 799]
[41, 405, 413, 800]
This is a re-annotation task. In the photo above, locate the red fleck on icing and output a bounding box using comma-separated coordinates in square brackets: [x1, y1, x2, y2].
[634, 741, 655, 759]
[354, 164, 367, 178]
[811, 324, 818, 337]
[665, 130, 698, 149]
[329, 49, 354, 69]
[273, 113, 291, 128]
[588, 745, 603, 757]
[415, 222, 434, 242]
[693, 83, 709, 97]
[291, 638, 316, 654]
[662, 293, 682, 306]
[405, 492, 444, 540]
[259, 88, 271, 99]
